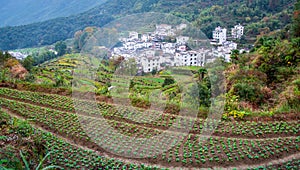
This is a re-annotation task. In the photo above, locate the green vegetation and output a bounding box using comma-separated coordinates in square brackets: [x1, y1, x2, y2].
[0, 110, 161, 170]
[224, 28, 300, 118]
[0, 0, 296, 50]
[0, 0, 107, 27]
[0, 88, 299, 169]
[0, 1, 299, 169]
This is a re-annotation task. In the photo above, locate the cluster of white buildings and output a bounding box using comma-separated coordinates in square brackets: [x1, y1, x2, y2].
[7, 52, 28, 60]
[110, 23, 247, 73]
[211, 24, 244, 44]
[210, 24, 245, 62]
[112, 24, 213, 73]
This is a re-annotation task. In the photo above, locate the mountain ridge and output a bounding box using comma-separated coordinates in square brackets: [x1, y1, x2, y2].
[0, 0, 107, 27]
[0, 0, 296, 50]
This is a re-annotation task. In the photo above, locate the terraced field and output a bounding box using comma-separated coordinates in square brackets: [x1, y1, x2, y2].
[0, 87, 299, 169]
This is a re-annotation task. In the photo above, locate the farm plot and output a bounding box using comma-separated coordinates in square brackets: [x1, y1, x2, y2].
[0, 110, 162, 170]
[0, 96, 299, 168]
[1, 88, 299, 139]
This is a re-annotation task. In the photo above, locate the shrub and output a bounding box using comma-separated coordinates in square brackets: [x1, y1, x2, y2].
[276, 80, 300, 113]
[232, 83, 263, 103]
[162, 77, 175, 87]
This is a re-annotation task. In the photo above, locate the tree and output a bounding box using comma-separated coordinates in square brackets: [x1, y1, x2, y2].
[188, 82, 211, 107]
[0, 68, 9, 82]
[117, 58, 137, 76]
[230, 50, 240, 64]
[54, 72, 65, 87]
[22, 56, 34, 71]
[197, 68, 207, 81]
[0, 51, 12, 65]
[162, 77, 175, 87]
[25, 73, 35, 83]
[151, 68, 157, 75]
[55, 41, 67, 56]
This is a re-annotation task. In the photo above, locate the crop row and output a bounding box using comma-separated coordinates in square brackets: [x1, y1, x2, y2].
[0, 110, 162, 170]
[0, 88, 300, 138]
[251, 158, 300, 170]
[1, 97, 299, 168]
[1, 88, 299, 138]
[0, 97, 90, 141]
[61, 113, 300, 167]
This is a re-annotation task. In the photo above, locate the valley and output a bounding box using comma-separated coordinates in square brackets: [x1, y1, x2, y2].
[0, 0, 299, 169]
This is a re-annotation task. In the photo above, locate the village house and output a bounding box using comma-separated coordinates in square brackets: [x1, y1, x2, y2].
[231, 23, 244, 39]
[212, 26, 227, 44]
[176, 36, 190, 44]
[176, 23, 187, 30]
[174, 50, 206, 67]
[8, 52, 28, 60]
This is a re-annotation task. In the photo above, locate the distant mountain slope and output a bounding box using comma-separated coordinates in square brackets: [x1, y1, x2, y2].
[0, 0, 296, 50]
[0, 0, 107, 27]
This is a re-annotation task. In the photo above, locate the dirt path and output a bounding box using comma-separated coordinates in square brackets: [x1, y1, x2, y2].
[2, 107, 299, 170]
[1, 108, 169, 169]
[210, 152, 300, 170]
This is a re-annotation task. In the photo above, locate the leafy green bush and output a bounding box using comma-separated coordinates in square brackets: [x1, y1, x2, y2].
[11, 119, 33, 137]
[232, 83, 263, 103]
[162, 77, 175, 87]
[0, 111, 10, 126]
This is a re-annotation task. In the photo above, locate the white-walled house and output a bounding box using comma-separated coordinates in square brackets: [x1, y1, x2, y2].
[223, 41, 238, 50]
[176, 36, 190, 44]
[213, 26, 227, 44]
[124, 41, 136, 50]
[174, 50, 206, 67]
[176, 23, 187, 30]
[129, 31, 139, 41]
[211, 41, 237, 62]
[156, 24, 172, 31]
[137, 50, 162, 72]
[140, 56, 161, 72]
[155, 24, 173, 37]
[231, 24, 244, 39]
[141, 33, 151, 42]
[176, 45, 187, 52]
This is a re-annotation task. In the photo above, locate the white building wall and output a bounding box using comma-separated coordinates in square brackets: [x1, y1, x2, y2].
[231, 24, 244, 39]
[213, 26, 227, 44]
[174, 51, 206, 67]
[176, 36, 190, 44]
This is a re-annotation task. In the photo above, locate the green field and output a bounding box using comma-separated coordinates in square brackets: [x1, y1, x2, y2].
[0, 87, 299, 169]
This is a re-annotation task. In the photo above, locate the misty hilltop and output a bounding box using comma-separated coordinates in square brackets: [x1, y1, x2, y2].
[0, 0, 107, 27]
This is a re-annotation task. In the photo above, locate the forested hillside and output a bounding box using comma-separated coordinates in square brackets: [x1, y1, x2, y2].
[0, 0, 296, 50]
[0, 0, 107, 27]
